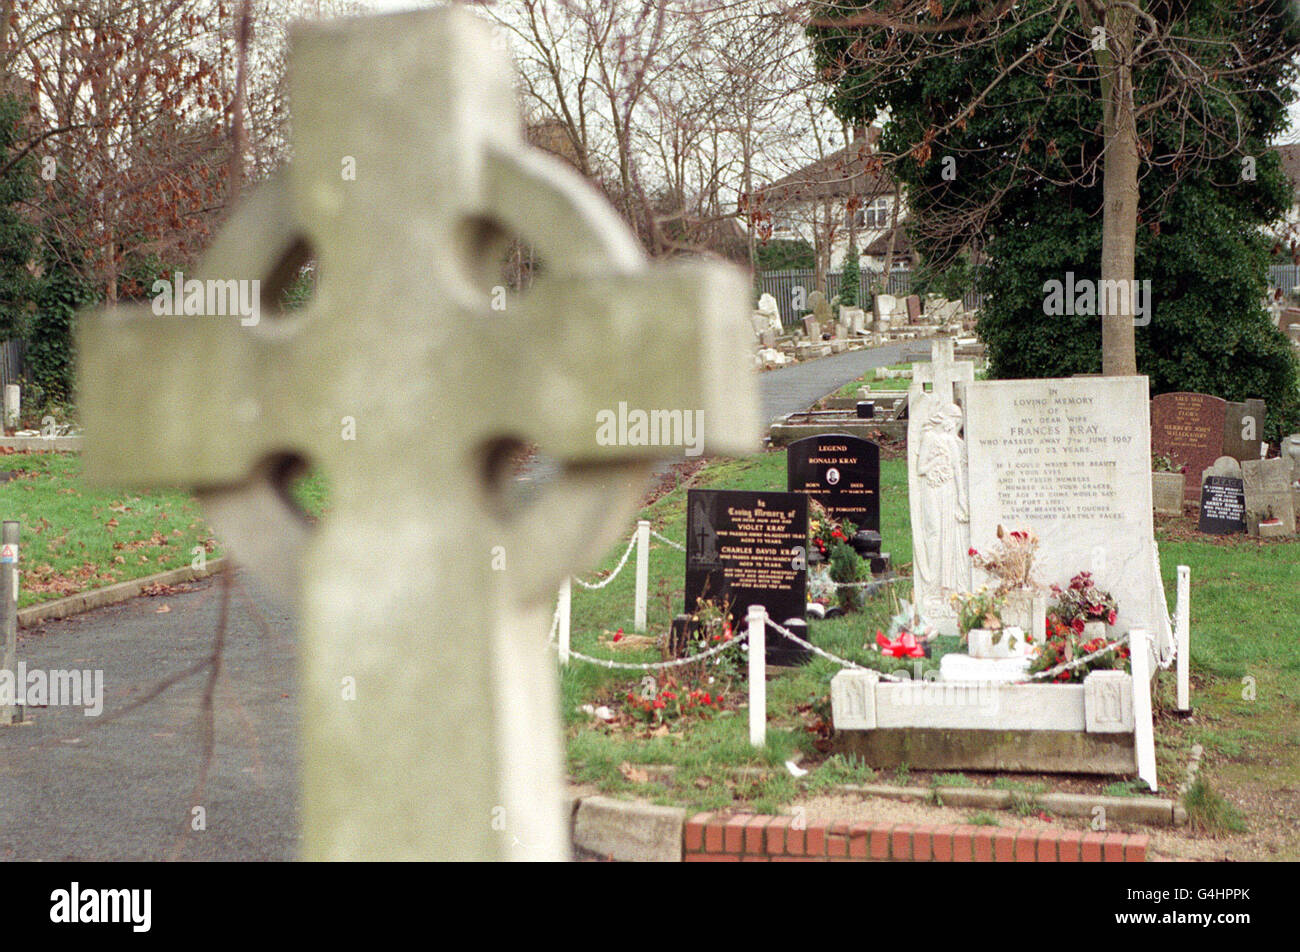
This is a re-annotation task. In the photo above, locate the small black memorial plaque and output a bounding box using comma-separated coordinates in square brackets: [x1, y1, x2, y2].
[1198, 476, 1247, 535]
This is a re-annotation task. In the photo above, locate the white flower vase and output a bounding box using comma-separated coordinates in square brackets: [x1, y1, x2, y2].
[1082, 620, 1107, 642]
[967, 626, 1027, 660]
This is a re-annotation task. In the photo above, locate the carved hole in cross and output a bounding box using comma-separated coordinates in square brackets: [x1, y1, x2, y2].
[265, 450, 327, 524]
[477, 435, 559, 520]
[454, 215, 545, 312]
[259, 236, 318, 318]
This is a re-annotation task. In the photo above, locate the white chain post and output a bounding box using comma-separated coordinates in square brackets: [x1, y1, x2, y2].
[1130, 628, 1158, 791]
[634, 519, 649, 633]
[558, 578, 571, 667]
[1176, 565, 1191, 711]
[747, 605, 767, 748]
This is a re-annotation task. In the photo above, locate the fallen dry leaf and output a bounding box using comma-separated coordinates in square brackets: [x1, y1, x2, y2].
[618, 762, 649, 784]
[155, 604, 171, 614]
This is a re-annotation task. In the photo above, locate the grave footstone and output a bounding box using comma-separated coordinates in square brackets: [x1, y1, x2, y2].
[76, 6, 758, 861]
[1151, 392, 1229, 502]
[684, 489, 806, 660]
[785, 434, 880, 533]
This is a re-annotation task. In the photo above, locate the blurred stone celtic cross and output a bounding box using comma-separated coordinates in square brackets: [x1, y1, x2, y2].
[78, 8, 756, 860]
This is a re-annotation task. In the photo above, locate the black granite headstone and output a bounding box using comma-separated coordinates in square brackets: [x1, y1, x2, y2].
[786, 434, 880, 532]
[684, 489, 807, 652]
[1198, 476, 1247, 535]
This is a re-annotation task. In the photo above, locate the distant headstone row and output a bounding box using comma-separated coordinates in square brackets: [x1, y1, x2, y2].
[1150, 392, 1265, 502]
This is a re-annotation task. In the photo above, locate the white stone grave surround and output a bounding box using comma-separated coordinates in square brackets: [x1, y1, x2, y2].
[831, 667, 1133, 733]
[76, 8, 757, 860]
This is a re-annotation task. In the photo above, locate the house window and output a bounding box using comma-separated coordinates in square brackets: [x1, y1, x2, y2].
[863, 197, 890, 229]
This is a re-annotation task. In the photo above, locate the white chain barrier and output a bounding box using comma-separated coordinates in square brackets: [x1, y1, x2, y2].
[763, 616, 906, 682]
[570, 530, 639, 590]
[650, 530, 686, 552]
[1018, 634, 1128, 682]
[765, 615, 1134, 685]
[557, 633, 748, 671]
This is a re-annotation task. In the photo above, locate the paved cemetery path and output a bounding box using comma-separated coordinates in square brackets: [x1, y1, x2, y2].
[0, 572, 297, 861]
[757, 339, 927, 424]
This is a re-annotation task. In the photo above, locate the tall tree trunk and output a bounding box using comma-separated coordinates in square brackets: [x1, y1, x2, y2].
[876, 179, 902, 296]
[1097, 1, 1140, 375]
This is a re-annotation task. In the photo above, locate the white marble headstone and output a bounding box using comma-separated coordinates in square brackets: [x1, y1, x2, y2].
[964, 377, 1160, 636]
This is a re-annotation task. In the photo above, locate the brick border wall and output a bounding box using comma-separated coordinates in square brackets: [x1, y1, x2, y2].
[683, 813, 1147, 862]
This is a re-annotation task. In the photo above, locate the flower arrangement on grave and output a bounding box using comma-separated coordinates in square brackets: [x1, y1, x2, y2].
[683, 597, 741, 686]
[968, 525, 1041, 594]
[875, 628, 925, 658]
[622, 681, 726, 725]
[808, 499, 858, 562]
[1027, 614, 1130, 684]
[1048, 571, 1119, 633]
[869, 596, 936, 658]
[950, 586, 1006, 644]
[1151, 451, 1186, 474]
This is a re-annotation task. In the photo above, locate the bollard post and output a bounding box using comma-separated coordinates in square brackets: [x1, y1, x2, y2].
[1176, 565, 1190, 712]
[747, 605, 766, 748]
[558, 577, 571, 667]
[1, 520, 20, 724]
[634, 520, 649, 633]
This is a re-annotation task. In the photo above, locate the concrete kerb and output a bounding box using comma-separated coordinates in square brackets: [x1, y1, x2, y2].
[572, 795, 687, 862]
[17, 558, 227, 628]
[0, 436, 83, 452]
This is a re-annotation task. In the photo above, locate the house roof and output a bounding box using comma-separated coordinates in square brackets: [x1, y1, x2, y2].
[863, 221, 912, 257]
[756, 134, 896, 207]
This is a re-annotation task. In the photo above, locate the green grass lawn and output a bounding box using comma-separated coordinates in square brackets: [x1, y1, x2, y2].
[0, 453, 220, 608]
[826, 363, 914, 399]
[0, 452, 331, 609]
